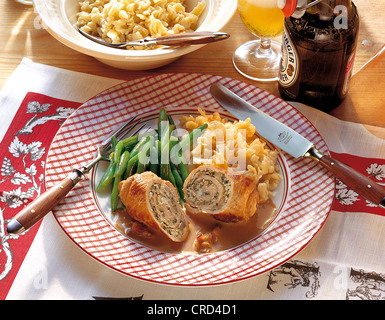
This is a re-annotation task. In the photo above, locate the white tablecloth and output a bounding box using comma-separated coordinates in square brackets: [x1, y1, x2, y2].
[1, 58, 385, 300]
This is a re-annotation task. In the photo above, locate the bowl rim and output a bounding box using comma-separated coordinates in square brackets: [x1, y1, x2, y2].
[33, 0, 237, 61]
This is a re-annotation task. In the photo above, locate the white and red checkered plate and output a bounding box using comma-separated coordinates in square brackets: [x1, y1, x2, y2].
[45, 74, 335, 286]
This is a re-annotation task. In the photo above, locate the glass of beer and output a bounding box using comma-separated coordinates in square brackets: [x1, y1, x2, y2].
[233, 0, 285, 81]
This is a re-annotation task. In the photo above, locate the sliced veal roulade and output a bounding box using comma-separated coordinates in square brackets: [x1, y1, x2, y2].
[118, 171, 189, 242]
[183, 165, 259, 223]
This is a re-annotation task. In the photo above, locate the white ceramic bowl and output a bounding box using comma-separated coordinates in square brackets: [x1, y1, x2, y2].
[33, 0, 237, 70]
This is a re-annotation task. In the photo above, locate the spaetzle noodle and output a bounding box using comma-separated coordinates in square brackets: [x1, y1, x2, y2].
[76, 0, 206, 49]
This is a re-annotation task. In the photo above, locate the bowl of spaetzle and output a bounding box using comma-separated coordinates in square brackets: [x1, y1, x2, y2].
[33, 0, 236, 70]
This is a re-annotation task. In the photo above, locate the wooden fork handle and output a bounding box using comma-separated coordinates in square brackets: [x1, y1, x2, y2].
[6, 170, 82, 235]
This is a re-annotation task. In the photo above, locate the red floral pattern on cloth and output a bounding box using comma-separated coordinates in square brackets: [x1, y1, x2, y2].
[0, 92, 80, 299]
[330, 152, 385, 217]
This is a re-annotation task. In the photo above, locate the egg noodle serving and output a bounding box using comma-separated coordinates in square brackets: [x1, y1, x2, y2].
[76, 0, 206, 49]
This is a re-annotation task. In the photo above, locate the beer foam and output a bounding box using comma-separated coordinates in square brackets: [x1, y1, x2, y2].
[244, 0, 279, 8]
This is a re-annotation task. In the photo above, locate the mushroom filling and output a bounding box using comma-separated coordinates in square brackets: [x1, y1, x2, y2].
[185, 169, 232, 212]
[148, 182, 186, 239]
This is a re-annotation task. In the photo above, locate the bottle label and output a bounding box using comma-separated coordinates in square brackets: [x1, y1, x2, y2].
[279, 27, 299, 88]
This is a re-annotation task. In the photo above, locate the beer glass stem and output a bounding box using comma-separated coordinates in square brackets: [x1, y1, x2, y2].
[257, 38, 272, 56]
[233, 37, 281, 82]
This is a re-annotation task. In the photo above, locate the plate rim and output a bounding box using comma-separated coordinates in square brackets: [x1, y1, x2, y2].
[44, 73, 335, 286]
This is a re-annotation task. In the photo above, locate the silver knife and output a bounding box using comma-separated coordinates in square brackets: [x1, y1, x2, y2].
[210, 83, 385, 208]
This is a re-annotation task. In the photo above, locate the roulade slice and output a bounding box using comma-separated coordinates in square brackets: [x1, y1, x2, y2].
[183, 165, 259, 223]
[118, 171, 189, 242]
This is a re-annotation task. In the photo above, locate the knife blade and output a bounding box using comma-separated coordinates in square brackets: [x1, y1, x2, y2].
[210, 82, 385, 208]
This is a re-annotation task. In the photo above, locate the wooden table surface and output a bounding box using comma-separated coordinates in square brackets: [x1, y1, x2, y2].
[1, 0, 384, 136]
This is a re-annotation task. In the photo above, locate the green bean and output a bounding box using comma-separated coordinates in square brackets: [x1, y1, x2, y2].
[111, 136, 118, 152]
[123, 153, 139, 179]
[96, 161, 116, 191]
[114, 140, 125, 164]
[149, 145, 159, 175]
[168, 168, 177, 189]
[160, 160, 169, 180]
[114, 150, 130, 177]
[137, 156, 151, 174]
[119, 135, 139, 152]
[169, 124, 175, 138]
[136, 137, 153, 174]
[154, 138, 162, 176]
[111, 175, 122, 212]
[169, 136, 178, 146]
[176, 154, 190, 181]
[168, 114, 176, 138]
[136, 157, 147, 174]
[96, 135, 119, 191]
[124, 140, 139, 152]
[121, 135, 138, 146]
[158, 109, 171, 179]
[160, 121, 170, 147]
[170, 142, 189, 181]
[129, 135, 151, 159]
[157, 107, 167, 148]
[158, 107, 167, 139]
[160, 124, 170, 180]
[167, 114, 175, 126]
[168, 137, 178, 162]
[178, 123, 208, 152]
[170, 162, 184, 201]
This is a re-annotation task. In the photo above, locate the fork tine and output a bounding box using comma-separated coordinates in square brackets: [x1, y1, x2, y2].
[101, 115, 138, 147]
[115, 119, 145, 142]
[103, 119, 149, 155]
[111, 115, 138, 138]
[128, 123, 146, 137]
[103, 123, 147, 155]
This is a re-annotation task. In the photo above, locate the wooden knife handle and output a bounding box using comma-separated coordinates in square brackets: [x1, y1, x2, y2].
[319, 154, 385, 207]
[6, 171, 82, 235]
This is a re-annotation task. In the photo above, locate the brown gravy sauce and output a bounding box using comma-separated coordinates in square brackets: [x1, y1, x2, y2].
[111, 199, 276, 254]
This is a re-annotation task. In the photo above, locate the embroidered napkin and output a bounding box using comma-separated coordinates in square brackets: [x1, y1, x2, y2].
[1, 58, 384, 300]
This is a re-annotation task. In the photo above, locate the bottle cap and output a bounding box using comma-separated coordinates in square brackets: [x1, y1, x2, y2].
[277, 0, 298, 17]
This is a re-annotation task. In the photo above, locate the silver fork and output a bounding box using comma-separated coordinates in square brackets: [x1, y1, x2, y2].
[5, 116, 145, 237]
[78, 28, 230, 48]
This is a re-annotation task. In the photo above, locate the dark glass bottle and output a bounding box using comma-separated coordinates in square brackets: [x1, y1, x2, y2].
[278, 0, 360, 112]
